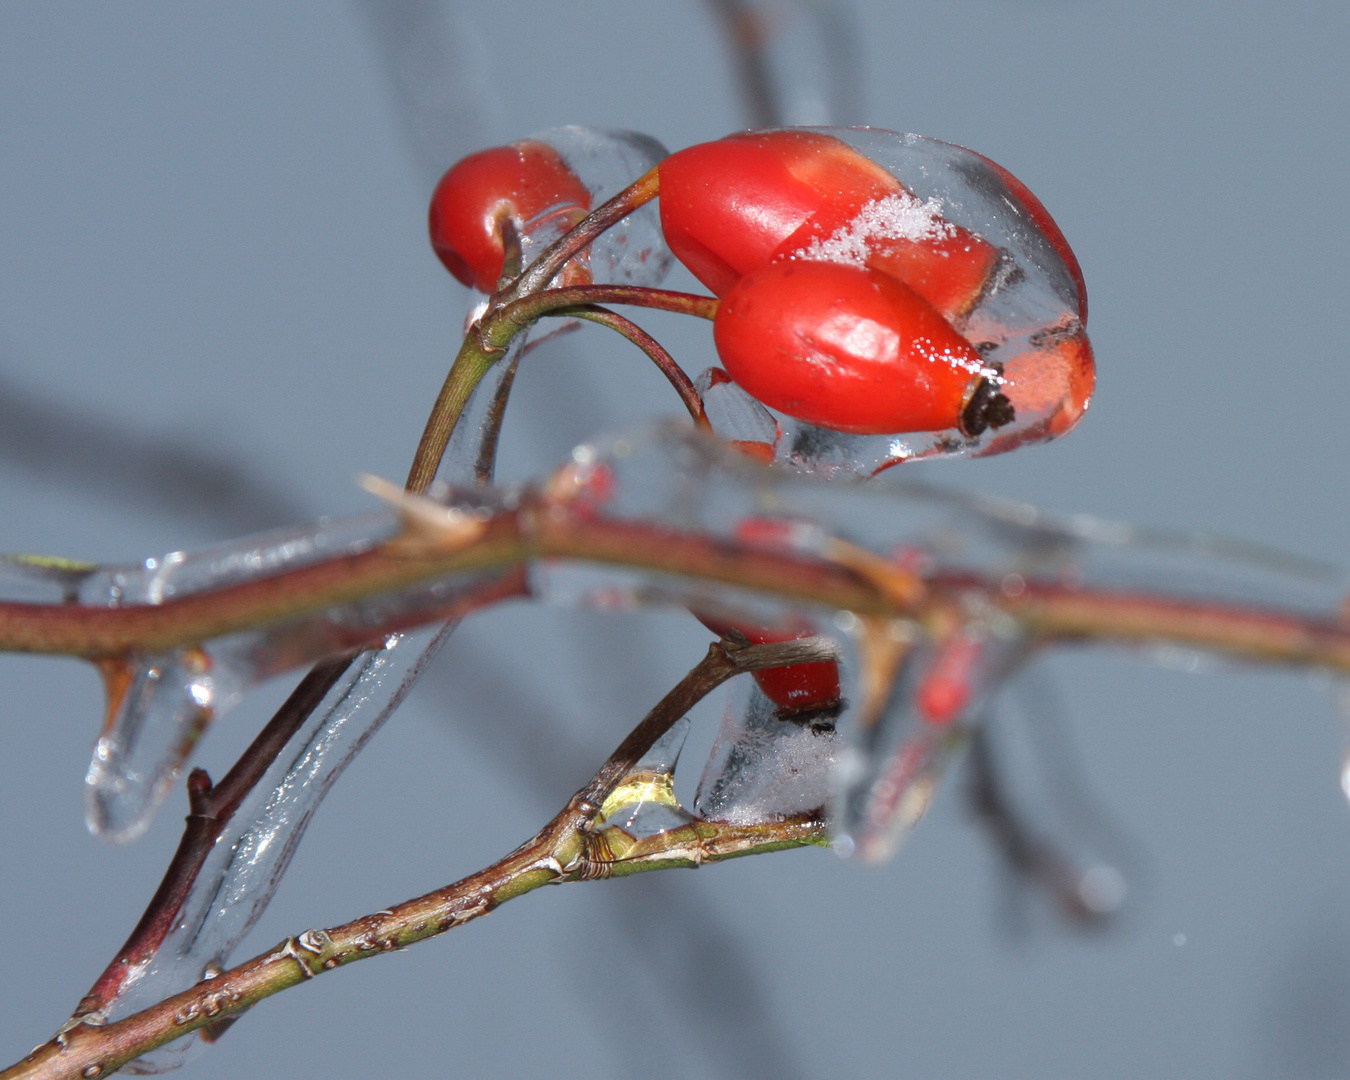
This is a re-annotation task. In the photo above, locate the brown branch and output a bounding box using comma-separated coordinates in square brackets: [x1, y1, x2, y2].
[508, 284, 719, 322]
[5, 506, 1350, 676]
[4, 640, 828, 1080]
[73, 654, 357, 1016]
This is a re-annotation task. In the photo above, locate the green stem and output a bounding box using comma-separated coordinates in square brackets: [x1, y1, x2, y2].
[405, 284, 715, 495]
[404, 324, 514, 494]
[405, 169, 677, 493]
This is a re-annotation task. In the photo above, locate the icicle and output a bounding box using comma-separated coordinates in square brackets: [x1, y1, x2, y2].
[99, 343, 524, 1065]
[87, 650, 240, 844]
[1333, 682, 1350, 809]
[101, 624, 452, 1044]
[77, 515, 396, 842]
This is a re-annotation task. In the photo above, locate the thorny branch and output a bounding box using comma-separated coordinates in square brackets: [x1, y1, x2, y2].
[4, 494, 1350, 674]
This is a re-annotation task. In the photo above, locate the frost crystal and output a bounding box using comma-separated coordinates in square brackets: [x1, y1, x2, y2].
[695, 679, 836, 825]
[792, 192, 956, 267]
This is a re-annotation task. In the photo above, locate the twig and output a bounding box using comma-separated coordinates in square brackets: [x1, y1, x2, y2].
[4, 640, 828, 1080]
[73, 653, 358, 1016]
[501, 169, 661, 302]
[555, 305, 711, 430]
[404, 283, 714, 495]
[5, 505, 1350, 676]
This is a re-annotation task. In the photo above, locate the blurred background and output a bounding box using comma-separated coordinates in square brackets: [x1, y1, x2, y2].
[2, 2, 1349, 1076]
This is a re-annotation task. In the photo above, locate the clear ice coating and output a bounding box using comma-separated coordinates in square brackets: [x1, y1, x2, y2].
[10, 419, 1349, 1034]
[527, 424, 1350, 852]
[593, 716, 695, 839]
[101, 623, 454, 1047]
[833, 617, 1032, 862]
[695, 366, 782, 465]
[71, 514, 397, 843]
[531, 424, 1350, 623]
[537, 126, 673, 288]
[11, 422, 1344, 856]
[694, 676, 837, 825]
[695, 128, 1094, 476]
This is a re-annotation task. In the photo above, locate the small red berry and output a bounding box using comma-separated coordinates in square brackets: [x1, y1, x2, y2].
[428, 141, 591, 292]
[915, 634, 985, 727]
[698, 614, 842, 716]
[713, 260, 1011, 436]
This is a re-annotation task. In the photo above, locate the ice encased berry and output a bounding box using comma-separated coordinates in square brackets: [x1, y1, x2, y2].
[696, 128, 1093, 475]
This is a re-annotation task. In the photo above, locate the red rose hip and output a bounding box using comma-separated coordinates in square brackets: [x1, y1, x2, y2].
[713, 260, 1012, 436]
[658, 130, 902, 296]
[697, 614, 842, 716]
[428, 140, 591, 292]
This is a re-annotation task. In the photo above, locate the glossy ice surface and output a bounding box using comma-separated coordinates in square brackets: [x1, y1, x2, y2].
[694, 128, 1095, 475]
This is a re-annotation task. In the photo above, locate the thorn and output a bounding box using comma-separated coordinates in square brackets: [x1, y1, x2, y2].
[358, 473, 489, 557]
[824, 537, 926, 611]
[854, 616, 914, 731]
[187, 768, 214, 815]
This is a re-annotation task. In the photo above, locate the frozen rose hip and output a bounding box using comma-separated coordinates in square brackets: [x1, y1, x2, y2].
[658, 130, 901, 296]
[659, 129, 1002, 324]
[774, 191, 1001, 323]
[980, 326, 1095, 453]
[428, 141, 591, 292]
[698, 614, 842, 716]
[713, 260, 1012, 436]
[969, 149, 1087, 319]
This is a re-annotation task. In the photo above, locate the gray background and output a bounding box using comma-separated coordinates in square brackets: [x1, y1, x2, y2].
[2, 2, 1349, 1077]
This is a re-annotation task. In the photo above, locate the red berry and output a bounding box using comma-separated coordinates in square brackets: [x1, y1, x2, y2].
[713, 260, 1009, 436]
[969, 324, 1094, 456]
[428, 141, 591, 292]
[658, 130, 901, 296]
[659, 130, 1002, 324]
[773, 206, 1000, 324]
[698, 614, 842, 716]
[914, 634, 984, 727]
